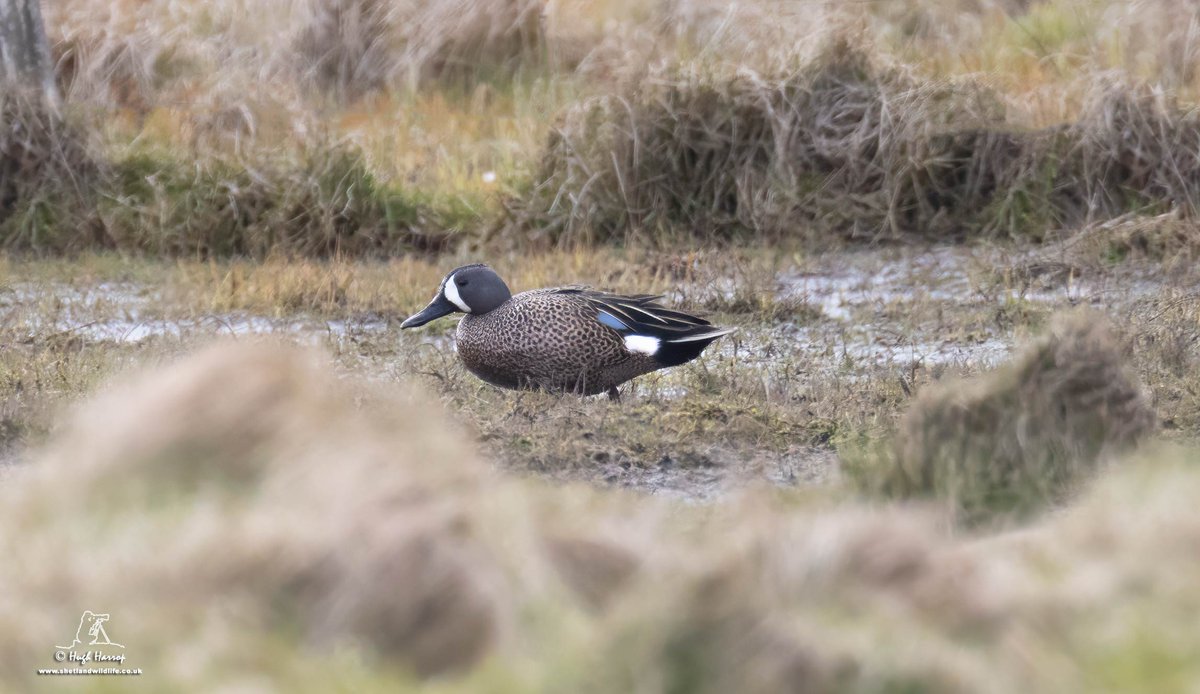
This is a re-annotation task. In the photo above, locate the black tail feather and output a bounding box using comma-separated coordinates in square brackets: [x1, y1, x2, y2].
[654, 331, 733, 366]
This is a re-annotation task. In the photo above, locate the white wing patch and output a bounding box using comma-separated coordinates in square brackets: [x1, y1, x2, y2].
[624, 335, 660, 356]
[443, 274, 471, 313]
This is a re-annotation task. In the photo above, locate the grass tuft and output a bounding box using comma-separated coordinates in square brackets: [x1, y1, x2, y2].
[849, 310, 1156, 525]
[1, 132, 468, 258]
[294, 0, 550, 99]
[509, 38, 1200, 248]
[1072, 77, 1200, 218]
[0, 341, 632, 686]
[510, 38, 1046, 245]
[0, 91, 105, 250]
[100, 141, 465, 258]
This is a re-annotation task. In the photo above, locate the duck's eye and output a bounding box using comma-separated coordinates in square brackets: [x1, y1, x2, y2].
[457, 279, 468, 286]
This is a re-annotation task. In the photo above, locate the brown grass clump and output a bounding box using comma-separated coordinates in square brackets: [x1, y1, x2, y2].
[1072, 77, 1200, 218]
[1104, 211, 1200, 262]
[96, 140, 460, 258]
[868, 0, 1035, 44]
[293, 0, 397, 99]
[1050, 209, 1200, 269]
[294, 0, 547, 99]
[512, 39, 1072, 245]
[0, 91, 105, 249]
[654, 0, 833, 63]
[852, 310, 1156, 525]
[0, 132, 466, 257]
[589, 503, 1021, 693]
[0, 343, 504, 682]
[512, 36, 1200, 248]
[594, 452, 1200, 693]
[44, 0, 298, 114]
[50, 14, 161, 114]
[1094, 0, 1200, 90]
[46, 0, 556, 118]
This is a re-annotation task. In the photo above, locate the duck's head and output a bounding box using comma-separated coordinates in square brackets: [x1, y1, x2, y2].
[401, 264, 513, 328]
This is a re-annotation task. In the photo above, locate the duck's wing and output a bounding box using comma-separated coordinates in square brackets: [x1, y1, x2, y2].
[524, 287, 734, 365]
[580, 291, 736, 364]
[575, 290, 730, 339]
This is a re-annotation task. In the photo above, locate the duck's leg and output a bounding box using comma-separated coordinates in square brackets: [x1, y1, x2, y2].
[607, 386, 621, 402]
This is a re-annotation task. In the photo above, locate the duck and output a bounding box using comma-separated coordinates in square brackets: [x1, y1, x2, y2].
[401, 263, 735, 400]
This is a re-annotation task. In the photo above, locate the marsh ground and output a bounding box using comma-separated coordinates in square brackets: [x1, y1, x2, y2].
[4, 240, 1195, 498]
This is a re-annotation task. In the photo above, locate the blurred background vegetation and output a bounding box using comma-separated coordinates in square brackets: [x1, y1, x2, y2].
[3, 0, 1200, 255]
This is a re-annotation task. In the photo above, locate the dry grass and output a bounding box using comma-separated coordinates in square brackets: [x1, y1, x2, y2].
[42, 0, 1200, 117]
[873, 0, 1200, 119]
[9, 1, 1200, 256]
[16, 44, 1200, 257]
[0, 342, 656, 688]
[47, 0, 572, 111]
[0, 132, 470, 256]
[1037, 209, 1200, 271]
[517, 39, 951, 243]
[162, 246, 717, 316]
[512, 36, 1200, 247]
[37, 0, 577, 251]
[1126, 285, 1200, 437]
[1104, 212, 1200, 264]
[592, 449, 1200, 693]
[100, 140, 465, 257]
[850, 310, 1156, 525]
[1071, 77, 1200, 216]
[4, 340, 1200, 690]
[294, 0, 549, 99]
[0, 90, 104, 249]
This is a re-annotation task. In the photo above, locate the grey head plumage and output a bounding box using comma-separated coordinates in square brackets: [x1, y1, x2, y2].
[401, 264, 513, 328]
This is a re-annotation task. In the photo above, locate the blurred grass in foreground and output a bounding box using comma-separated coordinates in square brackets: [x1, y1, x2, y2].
[0, 339, 1197, 691]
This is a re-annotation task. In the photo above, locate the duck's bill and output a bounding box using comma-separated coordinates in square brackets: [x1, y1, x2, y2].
[400, 295, 458, 328]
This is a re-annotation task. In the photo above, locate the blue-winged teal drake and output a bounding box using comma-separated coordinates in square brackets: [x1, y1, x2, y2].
[401, 264, 735, 400]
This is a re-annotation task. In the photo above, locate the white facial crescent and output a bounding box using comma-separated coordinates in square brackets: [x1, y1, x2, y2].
[443, 273, 471, 313]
